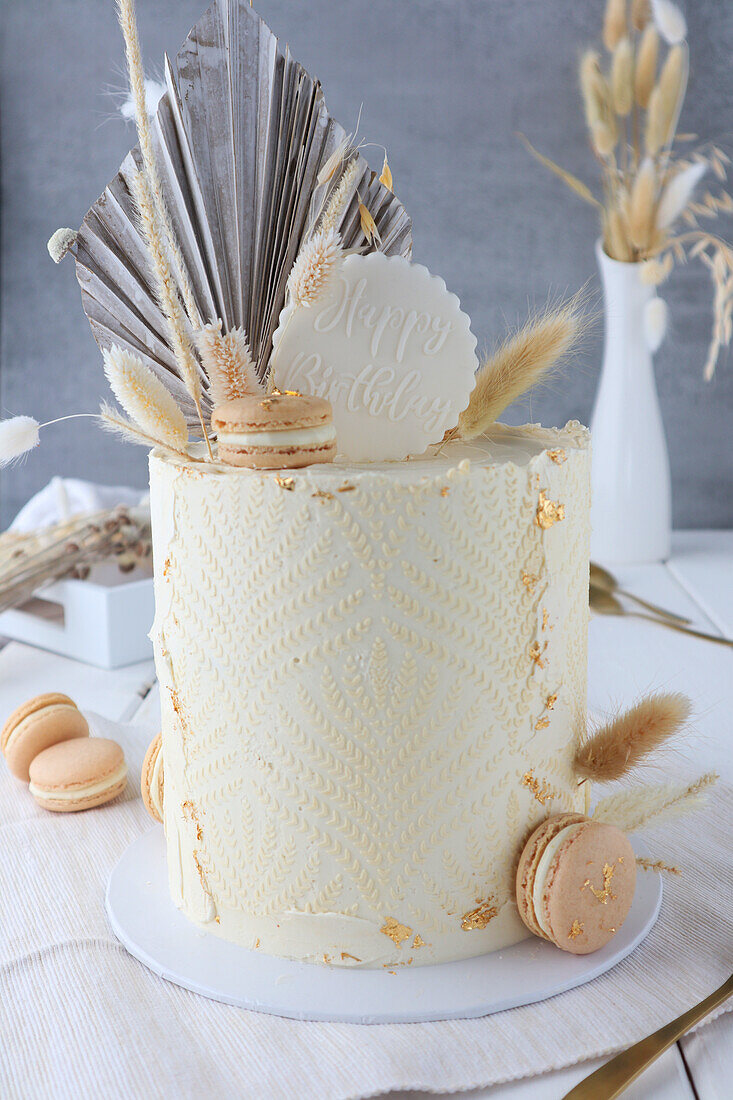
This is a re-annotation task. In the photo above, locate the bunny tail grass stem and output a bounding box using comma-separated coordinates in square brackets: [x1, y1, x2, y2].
[130, 171, 213, 458]
[100, 404, 199, 462]
[454, 294, 588, 440]
[575, 691, 691, 782]
[116, 0, 202, 331]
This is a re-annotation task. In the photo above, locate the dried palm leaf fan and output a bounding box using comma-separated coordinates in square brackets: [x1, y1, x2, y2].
[73, 0, 412, 433]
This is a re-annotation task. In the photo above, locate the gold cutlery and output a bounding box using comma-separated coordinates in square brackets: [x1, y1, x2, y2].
[590, 589, 733, 647]
[590, 563, 691, 624]
[563, 972, 733, 1098]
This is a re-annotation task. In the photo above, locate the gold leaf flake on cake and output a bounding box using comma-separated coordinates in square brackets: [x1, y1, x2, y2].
[547, 449, 567, 465]
[568, 918, 584, 939]
[275, 476, 295, 491]
[536, 491, 565, 529]
[583, 862, 617, 904]
[412, 933, 425, 949]
[521, 571, 539, 594]
[529, 640, 548, 669]
[340, 951, 362, 962]
[461, 898, 498, 930]
[522, 769, 552, 805]
[381, 917, 413, 945]
[542, 607, 550, 630]
[312, 490, 333, 500]
[546, 692, 558, 710]
[534, 716, 550, 731]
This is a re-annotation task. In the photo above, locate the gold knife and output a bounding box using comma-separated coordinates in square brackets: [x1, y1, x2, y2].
[563, 973, 733, 1099]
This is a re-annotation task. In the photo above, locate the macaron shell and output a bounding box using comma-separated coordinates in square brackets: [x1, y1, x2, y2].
[515, 812, 587, 939]
[543, 821, 637, 955]
[212, 394, 333, 433]
[217, 439, 336, 469]
[2, 701, 89, 781]
[141, 733, 163, 823]
[29, 737, 127, 813]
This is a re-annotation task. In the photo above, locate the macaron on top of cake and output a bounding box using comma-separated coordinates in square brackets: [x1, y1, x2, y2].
[212, 393, 336, 469]
[516, 813, 636, 955]
[1, 693, 89, 781]
[28, 737, 128, 813]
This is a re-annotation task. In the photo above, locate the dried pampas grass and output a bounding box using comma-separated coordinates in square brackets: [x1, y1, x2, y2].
[287, 227, 343, 307]
[196, 322, 262, 405]
[657, 161, 707, 227]
[603, 0, 627, 52]
[635, 24, 659, 108]
[103, 345, 189, 451]
[574, 691, 691, 782]
[651, 0, 687, 46]
[454, 295, 587, 440]
[628, 158, 657, 250]
[593, 773, 717, 833]
[612, 38, 634, 117]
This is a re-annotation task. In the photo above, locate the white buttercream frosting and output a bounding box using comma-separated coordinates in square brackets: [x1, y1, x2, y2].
[149, 422, 590, 967]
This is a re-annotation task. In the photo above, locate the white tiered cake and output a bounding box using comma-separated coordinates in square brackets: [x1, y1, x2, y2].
[149, 422, 590, 968]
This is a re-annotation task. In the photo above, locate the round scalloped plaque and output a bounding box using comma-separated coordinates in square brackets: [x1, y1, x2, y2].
[271, 253, 477, 461]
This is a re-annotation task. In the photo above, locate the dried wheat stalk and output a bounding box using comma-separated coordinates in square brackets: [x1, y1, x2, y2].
[592, 772, 718, 832]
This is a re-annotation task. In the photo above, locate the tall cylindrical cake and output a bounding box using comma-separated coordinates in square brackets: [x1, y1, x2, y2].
[149, 421, 590, 968]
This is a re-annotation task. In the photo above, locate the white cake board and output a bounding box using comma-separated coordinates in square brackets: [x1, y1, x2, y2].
[106, 828, 662, 1024]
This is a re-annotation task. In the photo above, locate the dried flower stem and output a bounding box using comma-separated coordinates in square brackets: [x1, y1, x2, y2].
[116, 0, 201, 330]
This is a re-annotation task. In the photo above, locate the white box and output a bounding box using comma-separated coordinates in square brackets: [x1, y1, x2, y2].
[0, 563, 154, 668]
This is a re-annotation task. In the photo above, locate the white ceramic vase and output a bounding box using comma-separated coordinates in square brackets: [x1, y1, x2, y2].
[590, 239, 671, 564]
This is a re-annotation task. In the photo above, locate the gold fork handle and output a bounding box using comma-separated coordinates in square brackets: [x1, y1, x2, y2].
[563, 973, 733, 1099]
[617, 588, 691, 624]
[634, 612, 733, 648]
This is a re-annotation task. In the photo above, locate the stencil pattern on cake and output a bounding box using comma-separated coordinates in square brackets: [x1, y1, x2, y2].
[150, 428, 590, 961]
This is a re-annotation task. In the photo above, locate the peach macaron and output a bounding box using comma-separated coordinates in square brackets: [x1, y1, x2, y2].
[1, 693, 89, 781]
[28, 737, 128, 813]
[516, 813, 636, 954]
[213, 393, 336, 469]
[141, 732, 164, 822]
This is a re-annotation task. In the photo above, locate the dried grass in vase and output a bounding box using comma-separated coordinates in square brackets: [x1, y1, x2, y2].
[522, 0, 733, 377]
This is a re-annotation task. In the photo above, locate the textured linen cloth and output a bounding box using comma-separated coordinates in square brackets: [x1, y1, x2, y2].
[1, 710, 731, 1100]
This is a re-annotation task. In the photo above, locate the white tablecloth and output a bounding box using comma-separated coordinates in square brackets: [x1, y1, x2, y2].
[1, 710, 731, 1100]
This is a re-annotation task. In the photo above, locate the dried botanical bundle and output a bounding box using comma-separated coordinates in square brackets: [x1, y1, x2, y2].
[195, 323, 262, 405]
[453, 295, 587, 439]
[522, 0, 733, 376]
[592, 772, 717, 832]
[574, 691, 691, 782]
[0, 506, 152, 615]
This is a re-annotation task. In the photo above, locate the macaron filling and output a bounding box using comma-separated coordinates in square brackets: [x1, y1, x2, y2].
[531, 821, 585, 937]
[218, 423, 335, 448]
[29, 761, 128, 802]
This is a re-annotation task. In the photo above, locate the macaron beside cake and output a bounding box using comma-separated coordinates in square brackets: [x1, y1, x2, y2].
[28, 737, 128, 812]
[1, 693, 89, 781]
[516, 813, 636, 955]
[141, 732, 164, 822]
[213, 393, 336, 468]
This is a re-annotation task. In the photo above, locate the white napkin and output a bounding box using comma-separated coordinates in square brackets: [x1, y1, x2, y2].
[10, 477, 147, 533]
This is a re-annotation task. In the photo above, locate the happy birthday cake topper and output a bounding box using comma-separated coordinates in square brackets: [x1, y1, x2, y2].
[272, 252, 477, 461]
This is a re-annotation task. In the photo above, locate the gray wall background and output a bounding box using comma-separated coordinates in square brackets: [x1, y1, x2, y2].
[1, 0, 732, 527]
